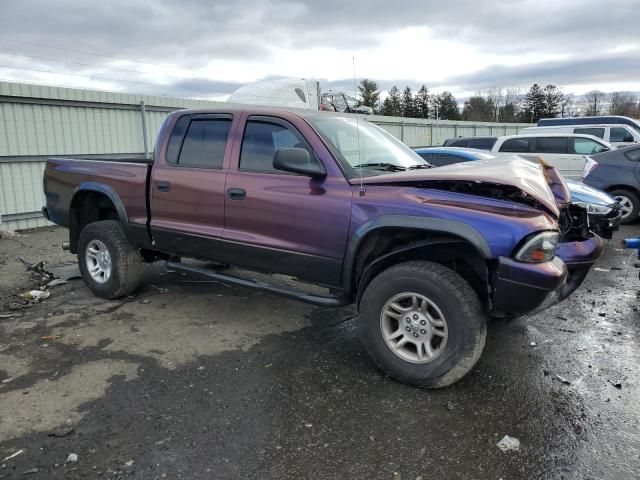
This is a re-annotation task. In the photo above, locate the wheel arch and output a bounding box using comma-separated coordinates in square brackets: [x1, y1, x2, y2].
[342, 216, 492, 305]
[69, 182, 129, 253]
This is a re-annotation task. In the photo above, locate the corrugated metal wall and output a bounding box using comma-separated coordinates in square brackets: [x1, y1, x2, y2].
[0, 80, 530, 231]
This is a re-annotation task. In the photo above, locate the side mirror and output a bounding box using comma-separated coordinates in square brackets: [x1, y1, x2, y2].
[273, 148, 326, 178]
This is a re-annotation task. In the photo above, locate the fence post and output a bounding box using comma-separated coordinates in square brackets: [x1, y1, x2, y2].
[400, 120, 405, 142]
[140, 101, 150, 159]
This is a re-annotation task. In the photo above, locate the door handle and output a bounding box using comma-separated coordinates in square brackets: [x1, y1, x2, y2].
[227, 188, 246, 200]
[156, 181, 171, 192]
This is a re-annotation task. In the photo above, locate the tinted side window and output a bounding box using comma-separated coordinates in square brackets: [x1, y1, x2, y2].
[534, 137, 569, 154]
[574, 127, 605, 139]
[572, 138, 609, 155]
[166, 115, 190, 164]
[417, 153, 432, 163]
[611, 127, 635, 143]
[178, 119, 231, 168]
[499, 138, 531, 153]
[467, 138, 496, 150]
[624, 148, 640, 162]
[448, 139, 469, 148]
[430, 154, 468, 167]
[240, 120, 314, 173]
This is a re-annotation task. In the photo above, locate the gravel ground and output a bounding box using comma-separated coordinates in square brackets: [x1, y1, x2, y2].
[0, 225, 639, 479]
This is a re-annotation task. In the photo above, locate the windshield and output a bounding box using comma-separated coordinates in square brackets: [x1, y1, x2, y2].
[307, 116, 430, 177]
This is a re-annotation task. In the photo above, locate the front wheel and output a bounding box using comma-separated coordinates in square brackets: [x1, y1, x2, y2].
[610, 189, 639, 224]
[359, 261, 486, 388]
[78, 220, 144, 299]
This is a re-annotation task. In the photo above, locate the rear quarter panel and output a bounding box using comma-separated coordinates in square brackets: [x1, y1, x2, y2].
[44, 158, 149, 226]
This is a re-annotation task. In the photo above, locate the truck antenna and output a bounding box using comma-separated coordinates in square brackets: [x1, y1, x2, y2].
[353, 56, 364, 196]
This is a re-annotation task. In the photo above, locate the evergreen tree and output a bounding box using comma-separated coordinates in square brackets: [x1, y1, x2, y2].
[415, 85, 429, 118]
[521, 84, 546, 123]
[401, 86, 416, 117]
[432, 91, 460, 120]
[357, 79, 380, 110]
[381, 86, 402, 116]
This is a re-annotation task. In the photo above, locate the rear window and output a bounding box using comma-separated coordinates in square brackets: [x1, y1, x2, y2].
[467, 138, 496, 150]
[574, 127, 605, 139]
[430, 154, 468, 167]
[178, 119, 231, 168]
[499, 138, 532, 153]
[446, 139, 469, 147]
[534, 137, 569, 154]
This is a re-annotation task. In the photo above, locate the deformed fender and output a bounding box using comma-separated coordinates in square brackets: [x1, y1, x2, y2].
[341, 215, 492, 294]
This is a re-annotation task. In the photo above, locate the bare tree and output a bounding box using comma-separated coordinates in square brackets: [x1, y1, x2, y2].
[609, 91, 637, 116]
[581, 90, 607, 116]
[559, 93, 574, 117]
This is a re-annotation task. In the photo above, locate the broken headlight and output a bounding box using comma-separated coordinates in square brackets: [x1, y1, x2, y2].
[572, 201, 613, 216]
[514, 231, 559, 263]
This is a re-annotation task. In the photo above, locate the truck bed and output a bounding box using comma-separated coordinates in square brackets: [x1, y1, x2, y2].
[44, 157, 151, 227]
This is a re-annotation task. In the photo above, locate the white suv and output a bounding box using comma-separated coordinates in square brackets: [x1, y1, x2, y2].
[521, 124, 639, 147]
[490, 133, 612, 177]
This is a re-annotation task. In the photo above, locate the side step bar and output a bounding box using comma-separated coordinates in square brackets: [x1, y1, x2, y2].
[166, 260, 352, 308]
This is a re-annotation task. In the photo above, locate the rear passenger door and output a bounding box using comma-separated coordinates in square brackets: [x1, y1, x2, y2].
[150, 113, 234, 254]
[531, 137, 579, 176]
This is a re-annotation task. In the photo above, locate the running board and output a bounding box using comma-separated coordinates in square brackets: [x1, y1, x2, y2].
[166, 260, 351, 307]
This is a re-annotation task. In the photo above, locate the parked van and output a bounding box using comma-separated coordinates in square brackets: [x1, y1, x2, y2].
[522, 124, 639, 146]
[538, 116, 640, 134]
[489, 134, 612, 176]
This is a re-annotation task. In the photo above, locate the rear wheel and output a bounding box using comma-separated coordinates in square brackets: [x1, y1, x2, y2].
[359, 261, 486, 388]
[78, 220, 144, 299]
[610, 189, 639, 224]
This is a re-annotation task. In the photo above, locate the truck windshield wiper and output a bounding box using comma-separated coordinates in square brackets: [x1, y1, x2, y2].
[352, 162, 407, 172]
[408, 164, 433, 170]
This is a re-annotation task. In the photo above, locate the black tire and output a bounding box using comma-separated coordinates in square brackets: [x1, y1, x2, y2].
[359, 261, 486, 388]
[78, 220, 144, 299]
[609, 189, 639, 224]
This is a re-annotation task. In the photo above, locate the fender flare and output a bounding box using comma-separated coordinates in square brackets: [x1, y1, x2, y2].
[341, 215, 492, 294]
[68, 182, 129, 252]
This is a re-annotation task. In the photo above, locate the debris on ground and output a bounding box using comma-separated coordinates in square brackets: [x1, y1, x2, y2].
[18, 257, 54, 280]
[46, 278, 67, 287]
[22, 467, 39, 475]
[594, 267, 610, 272]
[124, 460, 134, 467]
[48, 427, 74, 437]
[21, 290, 50, 301]
[610, 381, 623, 389]
[530, 341, 537, 347]
[555, 374, 572, 385]
[496, 435, 520, 452]
[41, 335, 62, 342]
[49, 264, 81, 281]
[0, 313, 22, 318]
[66, 453, 78, 463]
[446, 401, 455, 411]
[2, 449, 24, 462]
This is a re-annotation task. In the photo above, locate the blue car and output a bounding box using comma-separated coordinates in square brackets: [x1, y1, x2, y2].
[415, 147, 622, 239]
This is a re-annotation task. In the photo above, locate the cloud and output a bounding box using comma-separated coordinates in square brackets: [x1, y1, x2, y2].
[0, 0, 638, 97]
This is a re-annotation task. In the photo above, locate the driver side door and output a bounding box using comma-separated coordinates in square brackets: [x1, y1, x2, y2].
[222, 114, 353, 287]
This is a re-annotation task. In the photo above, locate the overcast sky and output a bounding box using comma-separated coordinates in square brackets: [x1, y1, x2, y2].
[0, 0, 638, 101]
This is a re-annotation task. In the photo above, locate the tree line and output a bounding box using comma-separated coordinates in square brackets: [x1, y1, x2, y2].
[357, 79, 640, 123]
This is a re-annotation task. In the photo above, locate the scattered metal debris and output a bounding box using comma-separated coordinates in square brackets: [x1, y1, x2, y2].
[555, 374, 572, 385]
[594, 267, 610, 272]
[2, 449, 24, 462]
[18, 257, 54, 280]
[46, 278, 68, 287]
[66, 453, 78, 463]
[496, 435, 520, 452]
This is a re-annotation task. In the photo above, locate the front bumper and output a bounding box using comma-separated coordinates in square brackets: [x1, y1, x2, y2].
[492, 235, 605, 316]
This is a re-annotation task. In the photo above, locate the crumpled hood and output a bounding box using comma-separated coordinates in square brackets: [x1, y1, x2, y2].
[350, 158, 561, 217]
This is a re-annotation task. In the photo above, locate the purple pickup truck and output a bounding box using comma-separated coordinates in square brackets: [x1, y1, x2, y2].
[43, 108, 604, 388]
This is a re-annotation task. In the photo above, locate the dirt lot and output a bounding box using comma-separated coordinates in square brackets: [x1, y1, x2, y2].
[0, 225, 639, 479]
